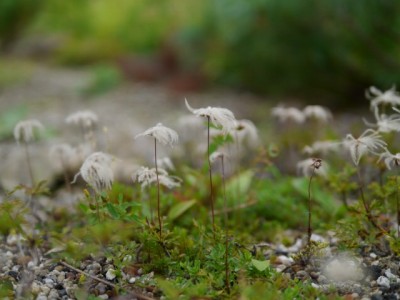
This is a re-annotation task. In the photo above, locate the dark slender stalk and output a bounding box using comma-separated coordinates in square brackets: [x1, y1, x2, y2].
[23, 142, 35, 186]
[341, 191, 349, 209]
[60, 158, 72, 193]
[307, 168, 315, 244]
[154, 139, 162, 238]
[207, 117, 216, 239]
[221, 156, 230, 294]
[356, 167, 387, 234]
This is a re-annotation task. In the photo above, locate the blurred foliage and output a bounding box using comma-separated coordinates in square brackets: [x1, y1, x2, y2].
[31, 0, 206, 64]
[0, 0, 43, 51]
[82, 64, 122, 96]
[190, 0, 400, 104]
[2, 0, 400, 104]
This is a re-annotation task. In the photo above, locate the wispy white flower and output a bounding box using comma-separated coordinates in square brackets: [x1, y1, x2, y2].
[65, 110, 98, 128]
[234, 119, 259, 148]
[343, 129, 387, 165]
[49, 143, 75, 171]
[135, 123, 178, 147]
[378, 149, 400, 170]
[271, 106, 305, 124]
[157, 157, 175, 171]
[73, 152, 114, 193]
[134, 166, 181, 189]
[364, 106, 400, 133]
[302, 140, 341, 155]
[185, 98, 236, 135]
[209, 151, 227, 163]
[366, 86, 400, 109]
[303, 105, 332, 123]
[13, 119, 44, 143]
[297, 158, 328, 177]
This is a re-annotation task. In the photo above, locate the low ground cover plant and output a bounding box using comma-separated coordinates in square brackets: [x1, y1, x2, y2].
[2, 86, 400, 299]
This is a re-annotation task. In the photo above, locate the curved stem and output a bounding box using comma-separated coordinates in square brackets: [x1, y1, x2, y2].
[207, 117, 216, 239]
[24, 142, 34, 186]
[307, 168, 315, 244]
[356, 167, 387, 234]
[154, 139, 162, 239]
[221, 156, 230, 294]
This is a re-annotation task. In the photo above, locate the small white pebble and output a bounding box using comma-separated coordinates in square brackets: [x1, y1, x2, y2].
[12, 265, 20, 272]
[311, 283, 320, 289]
[129, 277, 136, 284]
[36, 293, 48, 300]
[98, 295, 109, 300]
[277, 255, 294, 266]
[377, 276, 390, 288]
[106, 269, 116, 281]
[369, 252, 377, 259]
[27, 261, 36, 269]
[44, 278, 54, 285]
[384, 269, 396, 280]
[371, 260, 380, 266]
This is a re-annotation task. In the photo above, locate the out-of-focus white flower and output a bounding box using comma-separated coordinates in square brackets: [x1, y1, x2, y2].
[13, 119, 44, 143]
[302, 140, 341, 155]
[366, 86, 400, 109]
[297, 158, 328, 177]
[271, 106, 305, 124]
[65, 110, 98, 128]
[134, 166, 181, 189]
[364, 106, 400, 133]
[234, 119, 259, 148]
[378, 149, 400, 170]
[303, 105, 332, 123]
[135, 123, 178, 147]
[49, 143, 75, 171]
[209, 151, 227, 163]
[343, 129, 386, 166]
[73, 152, 114, 193]
[157, 157, 175, 171]
[185, 98, 236, 135]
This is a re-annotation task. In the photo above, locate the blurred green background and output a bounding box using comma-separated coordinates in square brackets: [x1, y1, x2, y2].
[1, 0, 400, 106]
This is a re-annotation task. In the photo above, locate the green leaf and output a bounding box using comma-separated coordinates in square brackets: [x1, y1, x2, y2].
[251, 259, 270, 272]
[106, 203, 120, 219]
[168, 200, 197, 221]
[226, 170, 254, 198]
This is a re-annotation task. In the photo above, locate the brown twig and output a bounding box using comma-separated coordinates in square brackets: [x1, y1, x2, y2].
[59, 261, 154, 300]
[207, 117, 216, 239]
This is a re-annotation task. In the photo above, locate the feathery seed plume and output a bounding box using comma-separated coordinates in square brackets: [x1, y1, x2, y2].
[343, 129, 386, 166]
[135, 123, 178, 147]
[73, 152, 114, 193]
[366, 86, 400, 110]
[65, 110, 98, 128]
[13, 119, 44, 144]
[185, 98, 236, 135]
[303, 105, 332, 123]
[271, 106, 305, 124]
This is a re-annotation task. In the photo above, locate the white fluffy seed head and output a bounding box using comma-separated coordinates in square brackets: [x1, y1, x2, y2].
[344, 129, 387, 166]
[303, 105, 332, 123]
[297, 158, 328, 177]
[185, 98, 236, 135]
[378, 149, 400, 170]
[134, 166, 181, 189]
[49, 143, 75, 171]
[234, 119, 259, 148]
[209, 151, 226, 163]
[65, 110, 98, 128]
[13, 119, 44, 143]
[135, 123, 178, 147]
[74, 152, 114, 193]
[271, 106, 305, 124]
[302, 140, 341, 155]
[366, 85, 400, 110]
